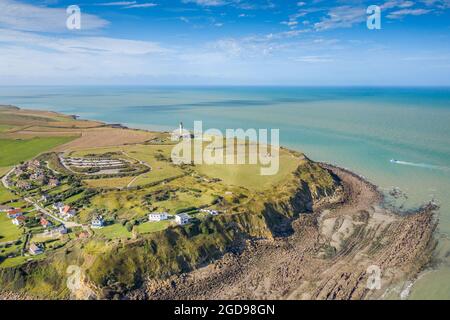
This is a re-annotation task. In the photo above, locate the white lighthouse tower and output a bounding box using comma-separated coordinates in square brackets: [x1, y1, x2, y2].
[179, 122, 183, 136]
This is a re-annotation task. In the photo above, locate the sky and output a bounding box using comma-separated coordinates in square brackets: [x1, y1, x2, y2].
[0, 0, 449, 85]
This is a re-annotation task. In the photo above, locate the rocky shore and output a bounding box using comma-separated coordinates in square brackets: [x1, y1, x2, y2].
[134, 164, 437, 300]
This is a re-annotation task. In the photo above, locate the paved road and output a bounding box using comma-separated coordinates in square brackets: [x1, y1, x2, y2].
[2, 166, 81, 228]
[24, 197, 81, 228]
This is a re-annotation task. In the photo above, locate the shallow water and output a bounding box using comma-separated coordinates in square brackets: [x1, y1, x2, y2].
[1, 86, 449, 299]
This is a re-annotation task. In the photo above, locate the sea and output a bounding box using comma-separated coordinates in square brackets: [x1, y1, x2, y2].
[1, 85, 449, 299]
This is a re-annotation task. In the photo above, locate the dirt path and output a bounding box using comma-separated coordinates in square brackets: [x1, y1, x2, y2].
[137, 164, 436, 300]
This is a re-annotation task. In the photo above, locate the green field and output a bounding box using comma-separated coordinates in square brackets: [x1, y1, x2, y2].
[136, 220, 171, 234]
[0, 183, 18, 203]
[0, 213, 22, 243]
[0, 136, 76, 167]
[196, 149, 301, 190]
[94, 223, 131, 239]
[0, 124, 15, 132]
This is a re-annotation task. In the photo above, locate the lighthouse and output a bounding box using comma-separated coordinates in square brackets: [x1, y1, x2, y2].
[179, 122, 183, 136]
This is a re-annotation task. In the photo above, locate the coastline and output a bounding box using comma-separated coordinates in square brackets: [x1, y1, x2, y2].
[0, 105, 438, 300]
[132, 164, 436, 300]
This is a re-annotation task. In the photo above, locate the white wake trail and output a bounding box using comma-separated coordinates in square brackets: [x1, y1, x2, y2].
[390, 159, 450, 171]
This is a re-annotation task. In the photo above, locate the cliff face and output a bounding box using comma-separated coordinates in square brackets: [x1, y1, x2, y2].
[0, 158, 341, 299]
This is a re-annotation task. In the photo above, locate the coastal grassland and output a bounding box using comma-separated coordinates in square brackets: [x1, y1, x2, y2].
[0, 136, 76, 167]
[94, 223, 131, 239]
[84, 177, 135, 189]
[195, 147, 302, 190]
[0, 183, 18, 203]
[136, 220, 171, 234]
[0, 214, 22, 243]
[0, 125, 15, 132]
[0, 166, 11, 178]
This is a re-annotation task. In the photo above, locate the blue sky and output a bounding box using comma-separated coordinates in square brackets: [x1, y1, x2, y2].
[0, 0, 449, 85]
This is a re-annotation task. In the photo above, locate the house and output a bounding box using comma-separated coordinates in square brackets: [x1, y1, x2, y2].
[78, 231, 89, 239]
[57, 225, 68, 235]
[40, 194, 50, 203]
[40, 217, 52, 228]
[60, 206, 76, 220]
[29, 243, 43, 255]
[12, 215, 26, 226]
[148, 212, 168, 222]
[53, 202, 64, 210]
[0, 205, 12, 212]
[7, 209, 23, 219]
[48, 178, 60, 187]
[175, 213, 190, 225]
[91, 216, 105, 228]
[200, 209, 219, 216]
[16, 181, 32, 190]
[27, 160, 41, 171]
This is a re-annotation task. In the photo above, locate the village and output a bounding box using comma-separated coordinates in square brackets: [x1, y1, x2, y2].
[0, 154, 222, 264]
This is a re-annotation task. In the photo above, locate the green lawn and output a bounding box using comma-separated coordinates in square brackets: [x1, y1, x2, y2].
[94, 223, 131, 239]
[136, 220, 171, 234]
[0, 136, 76, 167]
[0, 124, 15, 132]
[0, 183, 18, 203]
[0, 213, 22, 243]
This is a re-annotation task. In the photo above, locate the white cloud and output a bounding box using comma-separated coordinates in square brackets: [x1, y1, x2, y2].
[0, 28, 168, 55]
[182, 0, 228, 6]
[124, 3, 158, 8]
[0, 0, 108, 32]
[314, 6, 366, 31]
[387, 8, 432, 18]
[96, 1, 137, 6]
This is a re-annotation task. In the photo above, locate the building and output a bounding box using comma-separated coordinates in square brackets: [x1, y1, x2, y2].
[200, 209, 219, 216]
[12, 216, 26, 226]
[40, 217, 52, 228]
[91, 216, 105, 228]
[148, 212, 168, 222]
[59, 205, 76, 220]
[7, 209, 22, 219]
[16, 181, 32, 190]
[48, 178, 60, 187]
[40, 194, 50, 203]
[29, 243, 43, 255]
[53, 202, 64, 210]
[175, 213, 190, 225]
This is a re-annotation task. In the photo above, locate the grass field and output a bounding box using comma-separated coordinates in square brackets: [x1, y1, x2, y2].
[0, 183, 18, 203]
[84, 177, 134, 189]
[0, 214, 22, 243]
[94, 223, 131, 239]
[195, 148, 301, 190]
[0, 166, 11, 178]
[0, 125, 15, 132]
[136, 220, 171, 234]
[0, 136, 76, 167]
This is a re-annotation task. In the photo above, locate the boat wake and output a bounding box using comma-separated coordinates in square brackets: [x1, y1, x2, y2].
[390, 159, 450, 171]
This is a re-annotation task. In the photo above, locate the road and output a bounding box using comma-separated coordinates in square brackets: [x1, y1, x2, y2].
[24, 197, 81, 228]
[1, 166, 81, 228]
[122, 151, 152, 188]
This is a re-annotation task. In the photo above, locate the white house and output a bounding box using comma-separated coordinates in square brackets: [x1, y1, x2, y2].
[175, 213, 190, 225]
[148, 212, 168, 222]
[91, 216, 105, 228]
[200, 209, 219, 216]
[29, 243, 43, 255]
[53, 202, 64, 210]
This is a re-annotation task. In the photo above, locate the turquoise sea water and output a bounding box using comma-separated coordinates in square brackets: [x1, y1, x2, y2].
[1, 86, 449, 299]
